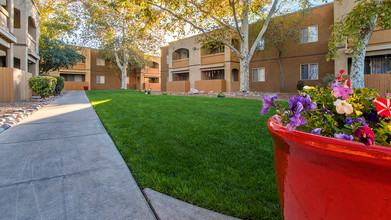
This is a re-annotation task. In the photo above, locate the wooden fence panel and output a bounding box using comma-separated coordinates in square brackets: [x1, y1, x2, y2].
[0, 68, 32, 102]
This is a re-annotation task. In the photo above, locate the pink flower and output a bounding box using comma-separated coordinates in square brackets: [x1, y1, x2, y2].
[333, 83, 353, 100]
[374, 98, 391, 118]
[354, 126, 375, 146]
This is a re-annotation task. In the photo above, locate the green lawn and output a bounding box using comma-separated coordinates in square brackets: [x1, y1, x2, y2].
[86, 90, 283, 220]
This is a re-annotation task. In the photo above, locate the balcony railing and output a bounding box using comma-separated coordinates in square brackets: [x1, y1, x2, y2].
[63, 81, 89, 91]
[28, 34, 36, 53]
[172, 58, 189, 69]
[0, 6, 8, 31]
[201, 53, 225, 65]
[71, 63, 86, 70]
[143, 67, 159, 75]
[195, 79, 226, 93]
[167, 81, 190, 92]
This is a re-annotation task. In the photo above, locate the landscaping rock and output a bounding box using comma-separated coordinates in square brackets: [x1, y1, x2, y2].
[199, 91, 205, 94]
[208, 91, 214, 95]
[32, 95, 41, 99]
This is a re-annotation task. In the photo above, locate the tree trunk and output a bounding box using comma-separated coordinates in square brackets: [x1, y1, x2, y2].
[350, 14, 377, 89]
[121, 66, 127, 89]
[278, 54, 284, 92]
[239, 58, 250, 92]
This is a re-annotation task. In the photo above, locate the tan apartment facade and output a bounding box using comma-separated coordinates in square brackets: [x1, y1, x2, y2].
[161, 2, 391, 94]
[49, 47, 161, 91]
[162, 3, 335, 93]
[0, 0, 39, 102]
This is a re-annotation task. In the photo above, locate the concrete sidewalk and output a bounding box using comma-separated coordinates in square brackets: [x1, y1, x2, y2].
[0, 91, 156, 219]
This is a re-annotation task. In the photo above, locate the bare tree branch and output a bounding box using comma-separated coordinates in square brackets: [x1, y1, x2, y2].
[229, 0, 243, 41]
[147, 1, 241, 55]
[249, 0, 279, 57]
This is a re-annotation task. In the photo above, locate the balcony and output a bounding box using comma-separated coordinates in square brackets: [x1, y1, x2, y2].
[0, 6, 8, 31]
[71, 63, 86, 70]
[172, 58, 189, 69]
[63, 81, 89, 91]
[28, 34, 36, 53]
[167, 81, 190, 92]
[143, 67, 159, 76]
[201, 53, 225, 65]
[195, 79, 226, 93]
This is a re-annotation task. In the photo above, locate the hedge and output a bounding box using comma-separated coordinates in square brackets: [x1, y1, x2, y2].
[28, 76, 57, 97]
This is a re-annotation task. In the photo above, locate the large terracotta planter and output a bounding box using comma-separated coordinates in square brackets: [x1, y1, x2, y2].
[267, 115, 391, 220]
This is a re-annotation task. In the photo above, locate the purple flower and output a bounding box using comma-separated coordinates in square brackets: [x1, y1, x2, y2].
[355, 117, 368, 127]
[289, 95, 316, 113]
[289, 95, 305, 111]
[333, 83, 353, 100]
[311, 128, 322, 135]
[334, 133, 354, 141]
[363, 109, 380, 124]
[303, 95, 317, 110]
[286, 113, 306, 132]
[260, 94, 278, 115]
[345, 117, 353, 124]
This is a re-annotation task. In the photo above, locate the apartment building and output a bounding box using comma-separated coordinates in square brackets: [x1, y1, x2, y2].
[161, 1, 391, 94]
[334, 1, 391, 95]
[0, 0, 39, 102]
[49, 47, 161, 91]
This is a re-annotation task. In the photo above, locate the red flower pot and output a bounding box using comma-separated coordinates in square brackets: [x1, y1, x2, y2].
[83, 86, 88, 91]
[267, 115, 391, 220]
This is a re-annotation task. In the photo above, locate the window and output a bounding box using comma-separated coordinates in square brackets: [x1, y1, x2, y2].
[60, 74, 85, 82]
[255, 38, 265, 51]
[252, 68, 265, 82]
[96, 75, 105, 84]
[232, 69, 239, 82]
[96, 58, 105, 66]
[300, 64, 318, 80]
[300, 25, 318, 44]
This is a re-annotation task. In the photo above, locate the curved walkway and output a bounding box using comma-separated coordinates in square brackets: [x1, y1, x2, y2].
[0, 91, 156, 219]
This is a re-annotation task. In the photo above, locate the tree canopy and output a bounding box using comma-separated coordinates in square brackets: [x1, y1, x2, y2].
[39, 35, 85, 74]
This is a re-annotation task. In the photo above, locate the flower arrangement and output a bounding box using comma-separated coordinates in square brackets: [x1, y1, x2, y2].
[261, 70, 391, 146]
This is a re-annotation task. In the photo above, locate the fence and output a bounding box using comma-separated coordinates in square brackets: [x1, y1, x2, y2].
[0, 68, 32, 102]
[63, 81, 89, 90]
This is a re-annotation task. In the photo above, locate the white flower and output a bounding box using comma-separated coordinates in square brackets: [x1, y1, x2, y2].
[303, 86, 316, 90]
[334, 99, 353, 115]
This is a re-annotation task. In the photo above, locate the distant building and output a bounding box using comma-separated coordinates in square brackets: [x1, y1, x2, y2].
[48, 47, 161, 91]
[161, 1, 391, 94]
[0, 0, 39, 102]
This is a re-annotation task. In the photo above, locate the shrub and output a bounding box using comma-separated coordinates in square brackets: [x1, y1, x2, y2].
[322, 73, 335, 87]
[41, 74, 65, 95]
[28, 76, 57, 97]
[296, 80, 305, 90]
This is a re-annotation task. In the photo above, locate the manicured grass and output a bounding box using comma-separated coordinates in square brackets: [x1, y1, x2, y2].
[86, 90, 283, 220]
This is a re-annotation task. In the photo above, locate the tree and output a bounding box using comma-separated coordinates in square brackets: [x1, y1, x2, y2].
[80, 1, 162, 89]
[327, 0, 391, 88]
[142, 0, 307, 92]
[261, 13, 303, 92]
[35, 0, 81, 40]
[39, 35, 85, 74]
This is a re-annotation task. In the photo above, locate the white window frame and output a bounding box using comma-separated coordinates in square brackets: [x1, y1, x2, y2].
[252, 67, 265, 82]
[96, 58, 105, 66]
[300, 63, 319, 80]
[300, 25, 318, 44]
[96, 75, 105, 84]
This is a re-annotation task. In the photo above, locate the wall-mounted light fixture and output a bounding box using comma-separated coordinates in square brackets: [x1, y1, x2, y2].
[192, 47, 197, 51]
